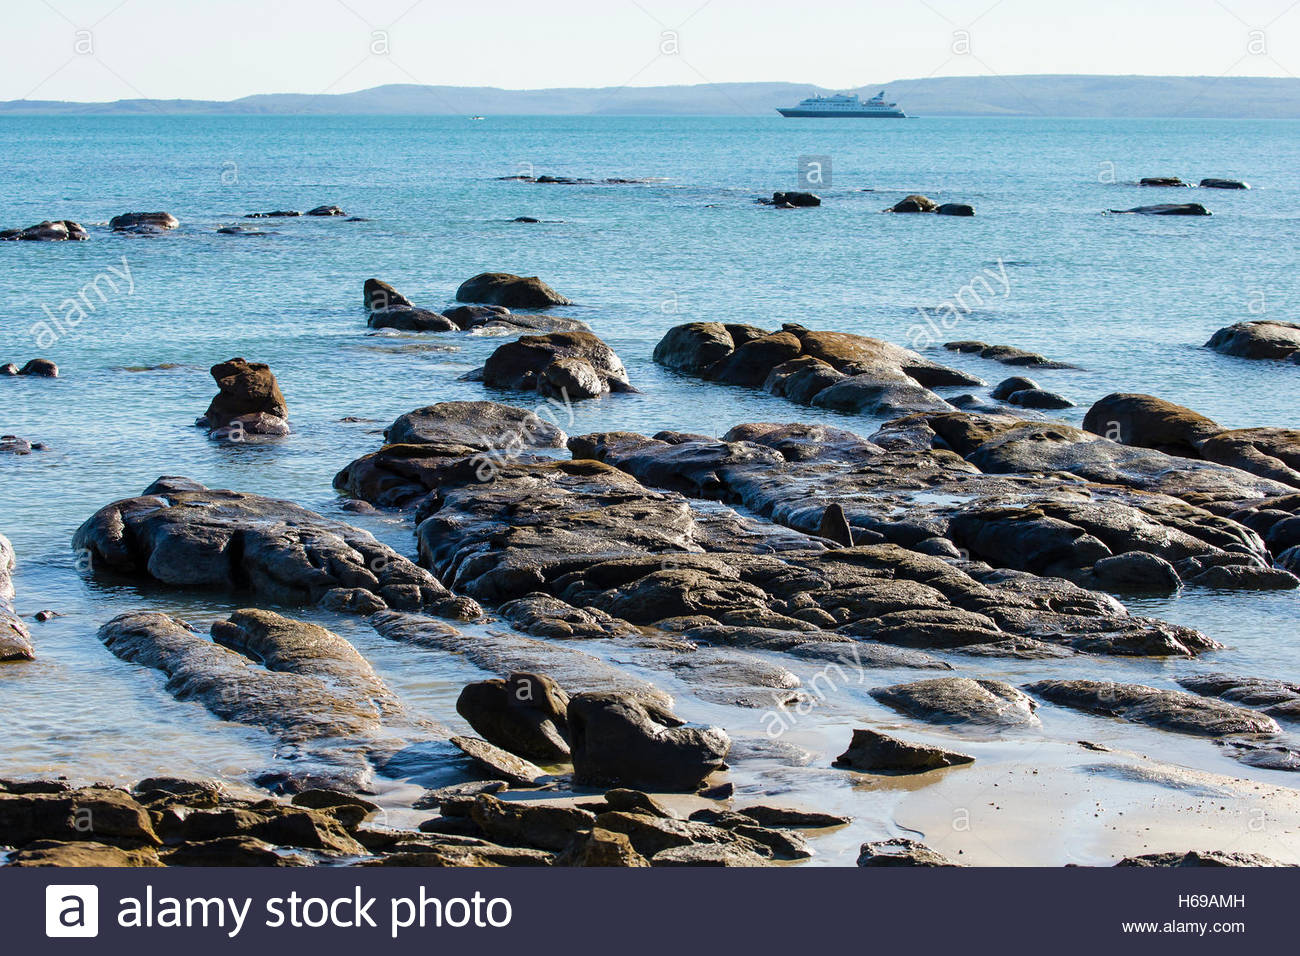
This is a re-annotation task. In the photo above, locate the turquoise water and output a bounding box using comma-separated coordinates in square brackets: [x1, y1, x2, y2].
[1, 116, 1297, 861]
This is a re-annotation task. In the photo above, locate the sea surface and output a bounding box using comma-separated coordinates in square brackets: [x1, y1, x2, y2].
[1, 115, 1297, 864]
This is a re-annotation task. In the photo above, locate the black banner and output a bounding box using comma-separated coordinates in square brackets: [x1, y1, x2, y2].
[8, 867, 1281, 952]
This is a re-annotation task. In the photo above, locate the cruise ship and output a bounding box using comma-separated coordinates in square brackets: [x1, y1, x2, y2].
[777, 90, 907, 118]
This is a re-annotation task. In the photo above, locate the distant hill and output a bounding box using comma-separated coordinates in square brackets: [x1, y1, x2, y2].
[3, 75, 1299, 118]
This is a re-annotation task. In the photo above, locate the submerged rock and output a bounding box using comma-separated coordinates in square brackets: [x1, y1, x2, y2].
[0, 534, 34, 662]
[477, 331, 634, 399]
[1108, 203, 1210, 215]
[833, 728, 974, 773]
[197, 358, 289, 439]
[74, 478, 471, 616]
[369, 307, 458, 332]
[1024, 679, 1281, 737]
[990, 375, 1040, 399]
[1007, 387, 1074, 409]
[948, 341, 1075, 369]
[1205, 320, 1300, 362]
[456, 272, 572, 308]
[0, 435, 46, 455]
[15, 359, 58, 378]
[110, 211, 179, 232]
[371, 611, 670, 707]
[887, 194, 938, 213]
[0, 220, 88, 241]
[766, 191, 821, 207]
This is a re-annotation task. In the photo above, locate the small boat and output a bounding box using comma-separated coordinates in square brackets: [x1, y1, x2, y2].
[777, 90, 907, 118]
[469, 115, 486, 121]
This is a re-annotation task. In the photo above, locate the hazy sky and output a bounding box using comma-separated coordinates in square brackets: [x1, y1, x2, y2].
[4, 0, 1298, 102]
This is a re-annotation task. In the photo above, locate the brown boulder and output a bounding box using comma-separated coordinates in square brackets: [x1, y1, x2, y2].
[478, 331, 634, 399]
[1083, 393, 1221, 457]
[1206, 320, 1300, 361]
[456, 272, 572, 308]
[888, 194, 938, 213]
[198, 358, 288, 435]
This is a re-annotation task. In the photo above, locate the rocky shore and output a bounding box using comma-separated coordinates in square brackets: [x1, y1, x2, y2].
[3, 244, 1298, 869]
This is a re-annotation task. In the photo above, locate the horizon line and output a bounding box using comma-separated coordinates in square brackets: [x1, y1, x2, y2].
[4, 73, 1299, 109]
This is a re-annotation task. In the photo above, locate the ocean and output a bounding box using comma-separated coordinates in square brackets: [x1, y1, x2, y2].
[1, 115, 1297, 864]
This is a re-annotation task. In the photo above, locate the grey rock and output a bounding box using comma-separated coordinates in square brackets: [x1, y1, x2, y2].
[872, 678, 1040, 727]
[450, 736, 547, 787]
[1024, 679, 1281, 737]
[833, 728, 974, 773]
[74, 478, 469, 616]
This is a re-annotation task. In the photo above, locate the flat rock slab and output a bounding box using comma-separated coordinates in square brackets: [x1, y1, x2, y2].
[579, 422, 1280, 622]
[833, 728, 974, 773]
[1178, 673, 1300, 722]
[74, 477, 475, 618]
[1025, 680, 1281, 737]
[412, 446, 1212, 658]
[871, 678, 1040, 727]
[450, 736, 547, 786]
[733, 805, 851, 828]
[98, 610, 412, 751]
[384, 401, 567, 453]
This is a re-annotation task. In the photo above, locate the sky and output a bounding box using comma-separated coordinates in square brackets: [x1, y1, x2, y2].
[2, 0, 1298, 102]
